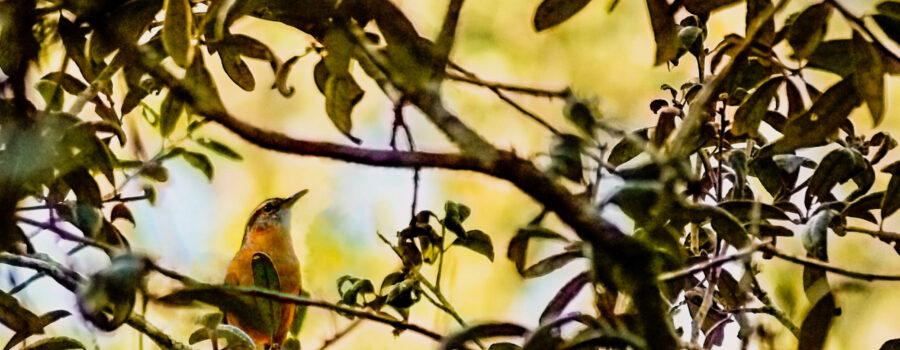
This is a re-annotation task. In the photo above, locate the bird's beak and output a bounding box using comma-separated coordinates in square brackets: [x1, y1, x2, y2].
[281, 189, 309, 209]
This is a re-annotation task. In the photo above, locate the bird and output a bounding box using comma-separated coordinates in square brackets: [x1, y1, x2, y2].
[225, 190, 307, 349]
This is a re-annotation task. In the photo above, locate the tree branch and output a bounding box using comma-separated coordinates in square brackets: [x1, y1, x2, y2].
[761, 245, 900, 281]
[658, 240, 770, 281]
[0, 252, 191, 350]
[16, 216, 115, 254]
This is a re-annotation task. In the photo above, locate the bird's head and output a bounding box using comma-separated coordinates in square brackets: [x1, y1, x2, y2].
[242, 189, 308, 244]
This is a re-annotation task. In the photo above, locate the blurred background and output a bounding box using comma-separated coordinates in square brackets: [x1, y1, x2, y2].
[4, 0, 900, 348]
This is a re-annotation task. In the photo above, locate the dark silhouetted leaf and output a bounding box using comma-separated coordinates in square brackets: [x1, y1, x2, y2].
[275, 55, 300, 97]
[798, 291, 837, 350]
[788, 3, 832, 59]
[110, 203, 135, 226]
[442, 323, 528, 350]
[188, 324, 255, 349]
[508, 226, 569, 273]
[646, 0, 679, 65]
[163, 0, 193, 67]
[522, 250, 583, 278]
[718, 200, 790, 222]
[550, 134, 584, 182]
[539, 272, 590, 324]
[21, 337, 85, 350]
[732, 76, 783, 136]
[747, 0, 776, 45]
[873, 13, 900, 47]
[453, 229, 494, 261]
[806, 40, 854, 76]
[806, 148, 865, 207]
[768, 77, 861, 154]
[851, 30, 885, 125]
[563, 98, 598, 136]
[533, 0, 593, 31]
[220, 49, 255, 91]
[882, 161, 900, 219]
[684, 0, 740, 15]
[882, 338, 900, 350]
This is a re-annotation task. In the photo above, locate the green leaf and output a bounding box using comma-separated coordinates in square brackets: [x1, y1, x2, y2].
[181, 151, 214, 181]
[732, 76, 783, 136]
[441, 323, 528, 350]
[683, 204, 751, 248]
[851, 30, 885, 125]
[768, 77, 861, 154]
[563, 98, 598, 136]
[163, 0, 194, 67]
[251, 252, 282, 340]
[220, 48, 255, 91]
[452, 229, 494, 261]
[196, 138, 243, 160]
[533, 0, 593, 32]
[21, 337, 85, 350]
[646, 0, 679, 65]
[324, 74, 364, 144]
[607, 129, 648, 166]
[0, 291, 71, 350]
[289, 290, 310, 335]
[159, 91, 184, 138]
[747, 0, 776, 45]
[508, 226, 569, 273]
[35, 81, 65, 111]
[788, 3, 832, 59]
[806, 40, 854, 76]
[63, 167, 102, 207]
[805, 148, 865, 207]
[718, 200, 790, 222]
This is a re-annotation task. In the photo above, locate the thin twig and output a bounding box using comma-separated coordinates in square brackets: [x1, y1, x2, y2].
[762, 245, 900, 281]
[318, 319, 362, 350]
[729, 306, 800, 337]
[16, 193, 151, 211]
[67, 53, 125, 116]
[658, 240, 771, 281]
[16, 216, 115, 254]
[744, 261, 801, 338]
[844, 226, 900, 242]
[445, 70, 571, 99]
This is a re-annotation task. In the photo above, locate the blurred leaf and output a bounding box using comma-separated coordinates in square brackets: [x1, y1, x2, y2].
[607, 129, 648, 166]
[324, 74, 364, 144]
[453, 229, 494, 261]
[508, 226, 569, 273]
[283, 338, 301, 350]
[684, 204, 751, 248]
[768, 77, 861, 154]
[798, 291, 837, 350]
[0, 291, 71, 350]
[196, 138, 242, 160]
[181, 151, 214, 181]
[873, 13, 900, 46]
[550, 134, 584, 182]
[747, 0, 776, 45]
[646, 0, 679, 65]
[110, 203, 135, 226]
[159, 285, 267, 333]
[882, 338, 900, 350]
[851, 30, 885, 125]
[384, 278, 420, 309]
[185, 49, 225, 111]
[563, 98, 598, 136]
[63, 167, 102, 207]
[441, 323, 528, 350]
[35, 81, 65, 111]
[338, 276, 375, 307]
[539, 272, 590, 324]
[788, 3, 832, 59]
[561, 328, 646, 349]
[489, 343, 522, 350]
[159, 91, 184, 138]
[732, 77, 783, 136]
[163, 0, 194, 67]
[78, 255, 150, 331]
[533, 0, 593, 32]
[251, 252, 281, 341]
[802, 210, 832, 264]
[21, 337, 85, 350]
[718, 200, 790, 222]
[289, 290, 310, 335]
[141, 162, 170, 182]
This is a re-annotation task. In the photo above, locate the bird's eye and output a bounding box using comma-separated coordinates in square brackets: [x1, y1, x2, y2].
[263, 203, 274, 212]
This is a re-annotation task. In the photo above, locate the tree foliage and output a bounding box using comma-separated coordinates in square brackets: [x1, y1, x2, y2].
[2, 0, 900, 349]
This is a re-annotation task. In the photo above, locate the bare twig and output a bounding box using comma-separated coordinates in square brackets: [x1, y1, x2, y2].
[761, 245, 900, 281]
[658, 240, 770, 281]
[844, 226, 900, 242]
[446, 70, 571, 98]
[16, 216, 115, 254]
[318, 319, 362, 350]
[729, 306, 800, 337]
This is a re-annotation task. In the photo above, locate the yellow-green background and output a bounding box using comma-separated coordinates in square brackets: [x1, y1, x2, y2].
[4, 0, 900, 348]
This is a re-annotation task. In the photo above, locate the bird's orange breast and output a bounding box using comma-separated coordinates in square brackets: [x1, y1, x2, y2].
[225, 227, 301, 348]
